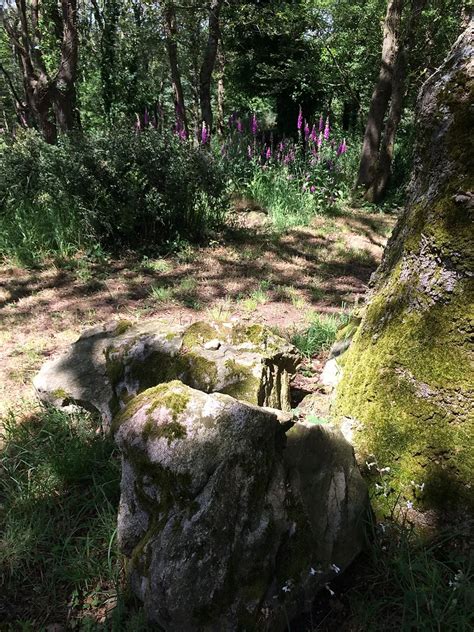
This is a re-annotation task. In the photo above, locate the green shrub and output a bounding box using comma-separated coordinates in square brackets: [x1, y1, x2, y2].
[0, 129, 228, 263]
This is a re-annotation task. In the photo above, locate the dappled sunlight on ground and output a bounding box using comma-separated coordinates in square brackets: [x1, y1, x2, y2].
[0, 208, 395, 415]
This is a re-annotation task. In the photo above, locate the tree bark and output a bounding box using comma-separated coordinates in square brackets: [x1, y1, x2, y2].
[162, 0, 188, 136]
[368, 0, 427, 202]
[215, 43, 225, 136]
[53, 0, 80, 131]
[199, 0, 223, 134]
[335, 19, 474, 510]
[356, 0, 403, 192]
[2, 0, 79, 141]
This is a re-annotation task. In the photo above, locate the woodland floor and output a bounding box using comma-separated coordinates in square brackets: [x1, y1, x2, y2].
[0, 206, 400, 630]
[0, 206, 395, 418]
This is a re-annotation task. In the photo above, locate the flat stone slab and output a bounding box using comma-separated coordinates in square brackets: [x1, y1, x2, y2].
[33, 319, 301, 426]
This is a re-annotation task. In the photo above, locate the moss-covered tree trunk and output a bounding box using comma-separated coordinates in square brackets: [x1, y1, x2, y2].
[335, 20, 473, 510]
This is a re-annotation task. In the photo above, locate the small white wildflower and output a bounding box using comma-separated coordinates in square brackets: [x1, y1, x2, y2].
[406, 500, 414, 509]
[379, 523, 386, 533]
[418, 483, 425, 492]
[375, 483, 383, 491]
[325, 584, 335, 597]
[282, 585, 291, 593]
[330, 564, 341, 574]
[366, 461, 376, 469]
[378, 467, 390, 474]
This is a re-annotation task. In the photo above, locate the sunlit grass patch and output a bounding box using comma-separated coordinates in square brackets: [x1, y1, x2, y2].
[141, 257, 171, 273]
[148, 285, 174, 303]
[291, 311, 350, 358]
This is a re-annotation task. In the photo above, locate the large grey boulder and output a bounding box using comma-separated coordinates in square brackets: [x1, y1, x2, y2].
[113, 380, 368, 631]
[33, 319, 300, 426]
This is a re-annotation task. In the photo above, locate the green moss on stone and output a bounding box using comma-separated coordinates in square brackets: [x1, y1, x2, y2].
[182, 321, 217, 348]
[52, 388, 70, 400]
[113, 319, 133, 336]
[186, 353, 218, 391]
[220, 374, 261, 405]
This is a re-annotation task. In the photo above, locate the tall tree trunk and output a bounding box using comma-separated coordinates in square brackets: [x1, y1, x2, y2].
[356, 0, 403, 192]
[199, 0, 223, 134]
[3, 0, 79, 141]
[368, 0, 427, 202]
[162, 0, 188, 136]
[334, 19, 474, 511]
[53, 0, 80, 131]
[215, 44, 225, 136]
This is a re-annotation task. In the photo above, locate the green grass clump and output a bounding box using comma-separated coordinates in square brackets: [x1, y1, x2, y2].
[342, 520, 474, 632]
[292, 311, 350, 358]
[0, 407, 135, 628]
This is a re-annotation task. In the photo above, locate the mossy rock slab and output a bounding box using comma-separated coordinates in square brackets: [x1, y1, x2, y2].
[114, 381, 369, 631]
[34, 319, 300, 427]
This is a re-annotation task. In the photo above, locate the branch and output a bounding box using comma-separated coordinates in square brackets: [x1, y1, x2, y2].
[0, 61, 24, 106]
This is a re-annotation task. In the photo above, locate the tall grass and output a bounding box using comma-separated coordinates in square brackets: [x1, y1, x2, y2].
[292, 311, 351, 358]
[0, 407, 128, 628]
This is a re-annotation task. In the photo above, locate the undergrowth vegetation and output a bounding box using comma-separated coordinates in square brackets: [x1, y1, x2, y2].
[292, 311, 351, 358]
[0, 130, 227, 264]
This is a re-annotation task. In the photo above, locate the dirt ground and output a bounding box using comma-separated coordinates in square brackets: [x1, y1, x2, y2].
[0, 208, 395, 418]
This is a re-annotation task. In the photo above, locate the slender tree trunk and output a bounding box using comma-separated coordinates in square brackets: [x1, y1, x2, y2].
[0, 61, 30, 126]
[53, 0, 80, 131]
[356, 0, 403, 191]
[199, 0, 223, 134]
[215, 44, 225, 136]
[163, 0, 188, 136]
[369, 0, 427, 202]
[3, 0, 79, 141]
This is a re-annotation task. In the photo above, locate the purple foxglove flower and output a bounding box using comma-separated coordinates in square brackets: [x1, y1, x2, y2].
[297, 106, 303, 130]
[310, 125, 317, 142]
[236, 118, 243, 133]
[324, 117, 330, 140]
[317, 132, 323, 148]
[304, 121, 310, 140]
[336, 138, 347, 157]
[278, 141, 284, 152]
[247, 145, 253, 159]
[251, 113, 258, 136]
[266, 146, 271, 160]
[201, 122, 209, 144]
[144, 108, 149, 127]
[319, 115, 324, 131]
[310, 185, 316, 193]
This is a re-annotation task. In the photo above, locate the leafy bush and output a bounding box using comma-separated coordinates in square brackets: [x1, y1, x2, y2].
[0, 129, 228, 263]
